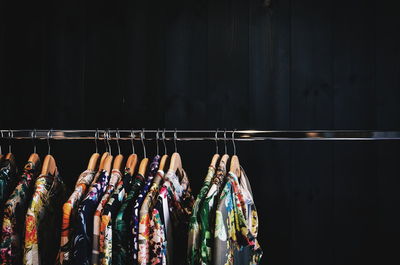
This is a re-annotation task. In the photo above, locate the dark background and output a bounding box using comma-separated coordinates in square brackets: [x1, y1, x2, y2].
[1, 0, 400, 264]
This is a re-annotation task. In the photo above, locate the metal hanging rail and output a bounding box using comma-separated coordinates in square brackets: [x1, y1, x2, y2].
[1, 129, 400, 141]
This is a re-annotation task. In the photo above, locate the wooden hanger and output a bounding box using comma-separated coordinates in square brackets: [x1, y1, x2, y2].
[169, 152, 183, 176]
[41, 154, 57, 176]
[229, 130, 240, 177]
[159, 154, 169, 172]
[210, 154, 220, 168]
[98, 152, 109, 171]
[26, 153, 40, 171]
[125, 154, 138, 175]
[101, 154, 113, 174]
[112, 154, 124, 171]
[87, 153, 100, 171]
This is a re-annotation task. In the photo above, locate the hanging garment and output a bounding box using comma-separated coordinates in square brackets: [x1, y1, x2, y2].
[198, 160, 227, 265]
[137, 169, 164, 265]
[150, 168, 194, 265]
[132, 155, 160, 263]
[57, 169, 96, 265]
[23, 172, 66, 265]
[0, 161, 39, 265]
[187, 165, 216, 265]
[72, 170, 110, 265]
[213, 170, 262, 265]
[92, 169, 122, 265]
[113, 172, 146, 265]
[99, 169, 133, 265]
[0, 158, 18, 215]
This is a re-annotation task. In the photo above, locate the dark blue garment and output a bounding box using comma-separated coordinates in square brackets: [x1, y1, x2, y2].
[72, 170, 110, 265]
[131, 155, 160, 262]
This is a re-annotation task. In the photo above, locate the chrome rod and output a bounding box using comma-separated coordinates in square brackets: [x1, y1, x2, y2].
[0, 129, 400, 141]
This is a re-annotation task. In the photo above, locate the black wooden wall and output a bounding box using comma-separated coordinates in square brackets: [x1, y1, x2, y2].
[1, 0, 400, 264]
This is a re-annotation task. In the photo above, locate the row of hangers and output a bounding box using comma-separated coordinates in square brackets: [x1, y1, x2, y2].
[0, 128, 241, 181]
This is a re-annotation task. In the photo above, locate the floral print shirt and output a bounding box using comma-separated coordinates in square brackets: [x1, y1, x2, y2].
[213, 170, 262, 265]
[99, 169, 133, 265]
[0, 158, 18, 216]
[23, 171, 66, 265]
[57, 169, 96, 265]
[150, 168, 194, 265]
[138, 170, 164, 265]
[132, 156, 160, 263]
[198, 160, 227, 265]
[73, 170, 110, 265]
[187, 166, 216, 265]
[0, 160, 39, 265]
[113, 172, 146, 265]
[92, 169, 122, 265]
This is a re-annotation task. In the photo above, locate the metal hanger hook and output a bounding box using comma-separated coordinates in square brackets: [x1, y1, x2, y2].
[162, 129, 167, 155]
[232, 129, 237, 155]
[106, 129, 112, 155]
[141, 128, 147, 158]
[8, 129, 13, 154]
[223, 128, 227, 154]
[155, 128, 160, 155]
[130, 129, 135, 154]
[31, 129, 37, 154]
[47, 129, 52, 155]
[95, 128, 99, 154]
[116, 128, 121, 155]
[0, 130, 3, 155]
[215, 128, 219, 154]
[103, 130, 108, 153]
[173, 128, 178, 153]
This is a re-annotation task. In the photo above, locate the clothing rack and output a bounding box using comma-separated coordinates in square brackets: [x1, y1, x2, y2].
[1, 129, 400, 141]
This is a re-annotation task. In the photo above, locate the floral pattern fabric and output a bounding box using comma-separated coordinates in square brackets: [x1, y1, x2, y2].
[198, 160, 227, 265]
[213, 170, 262, 265]
[138, 170, 164, 265]
[113, 173, 146, 265]
[150, 168, 194, 265]
[23, 171, 66, 265]
[187, 165, 216, 265]
[99, 169, 133, 265]
[57, 169, 95, 265]
[0, 158, 18, 218]
[92, 169, 121, 265]
[0, 160, 39, 265]
[132, 155, 160, 263]
[73, 170, 110, 265]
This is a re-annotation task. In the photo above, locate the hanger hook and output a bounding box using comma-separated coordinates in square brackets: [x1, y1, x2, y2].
[173, 128, 178, 153]
[47, 129, 52, 155]
[141, 128, 147, 158]
[31, 129, 37, 154]
[223, 128, 227, 154]
[162, 128, 167, 155]
[107, 129, 112, 155]
[95, 128, 99, 154]
[232, 129, 237, 155]
[155, 128, 160, 156]
[103, 130, 108, 153]
[130, 129, 135, 154]
[116, 128, 121, 155]
[8, 129, 13, 154]
[215, 128, 219, 154]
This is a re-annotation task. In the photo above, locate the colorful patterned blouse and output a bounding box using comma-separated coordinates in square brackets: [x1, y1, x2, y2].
[137, 170, 164, 265]
[132, 155, 160, 263]
[187, 165, 216, 265]
[150, 168, 194, 265]
[213, 170, 262, 265]
[0, 158, 18, 213]
[113, 172, 146, 265]
[198, 160, 227, 265]
[99, 169, 133, 265]
[0, 160, 39, 265]
[23, 172, 66, 265]
[57, 169, 96, 265]
[92, 169, 122, 265]
[73, 170, 110, 265]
